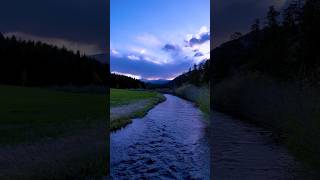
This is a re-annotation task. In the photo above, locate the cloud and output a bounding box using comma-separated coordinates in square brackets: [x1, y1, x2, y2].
[0, 0, 107, 52]
[110, 53, 193, 80]
[110, 25, 211, 79]
[111, 49, 121, 57]
[4, 32, 103, 55]
[135, 34, 161, 46]
[194, 52, 204, 57]
[127, 55, 140, 60]
[186, 26, 210, 47]
[162, 44, 180, 52]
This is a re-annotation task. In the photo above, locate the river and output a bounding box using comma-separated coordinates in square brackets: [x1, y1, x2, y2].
[110, 94, 308, 179]
[211, 112, 308, 179]
[110, 94, 210, 179]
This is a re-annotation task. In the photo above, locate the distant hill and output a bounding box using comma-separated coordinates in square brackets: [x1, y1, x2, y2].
[142, 79, 170, 85]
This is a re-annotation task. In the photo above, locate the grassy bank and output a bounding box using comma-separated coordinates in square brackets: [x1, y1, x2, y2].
[213, 74, 320, 171]
[0, 85, 107, 178]
[174, 84, 210, 115]
[110, 88, 165, 130]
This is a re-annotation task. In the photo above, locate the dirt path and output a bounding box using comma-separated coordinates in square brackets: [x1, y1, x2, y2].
[110, 100, 150, 121]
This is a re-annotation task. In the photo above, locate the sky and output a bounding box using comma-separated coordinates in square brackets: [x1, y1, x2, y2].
[110, 0, 210, 80]
[0, 0, 107, 55]
[0, 0, 291, 80]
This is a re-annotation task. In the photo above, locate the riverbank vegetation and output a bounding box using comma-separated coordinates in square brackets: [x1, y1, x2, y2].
[212, 0, 320, 170]
[110, 88, 165, 130]
[168, 60, 210, 114]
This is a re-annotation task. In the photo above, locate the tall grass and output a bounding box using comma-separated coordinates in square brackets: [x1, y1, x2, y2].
[174, 84, 210, 115]
[213, 73, 320, 169]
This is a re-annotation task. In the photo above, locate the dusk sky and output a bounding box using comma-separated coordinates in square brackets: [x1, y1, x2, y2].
[110, 0, 210, 80]
[0, 0, 291, 80]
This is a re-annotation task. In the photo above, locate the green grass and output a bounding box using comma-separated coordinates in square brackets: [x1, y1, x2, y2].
[110, 88, 162, 107]
[110, 88, 165, 130]
[0, 85, 107, 144]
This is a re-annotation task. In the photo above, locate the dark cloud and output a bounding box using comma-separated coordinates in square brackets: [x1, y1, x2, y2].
[194, 52, 204, 57]
[162, 44, 180, 52]
[110, 54, 193, 79]
[188, 32, 210, 46]
[0, 0, 107, 53]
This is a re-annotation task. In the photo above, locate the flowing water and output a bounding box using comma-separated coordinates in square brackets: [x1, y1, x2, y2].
[110, 94, 309, 179]
[110, 94, 210, 179]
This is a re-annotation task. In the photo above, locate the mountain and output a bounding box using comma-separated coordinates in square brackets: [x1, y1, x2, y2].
[142, 79, 170, 85]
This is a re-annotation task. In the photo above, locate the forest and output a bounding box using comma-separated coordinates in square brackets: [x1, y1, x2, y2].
[212, 0, 319, 83]
[110, 73, 146, 89]
[0, 33, 107, 87]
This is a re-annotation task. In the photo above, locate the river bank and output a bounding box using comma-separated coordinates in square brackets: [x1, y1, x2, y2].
[213, 74, 320, 174]
[173, 84, 209, 115]
[110, 89, 165, 130]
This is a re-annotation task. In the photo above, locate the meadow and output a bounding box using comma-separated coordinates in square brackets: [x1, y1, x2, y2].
[0, 85, 107, 144]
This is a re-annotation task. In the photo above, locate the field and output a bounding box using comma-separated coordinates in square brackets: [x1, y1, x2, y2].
[0, 85, 107, 179]
[110, 88, 165, 130]
[110, 88, 163, 107]
[0, 85, 107, 144]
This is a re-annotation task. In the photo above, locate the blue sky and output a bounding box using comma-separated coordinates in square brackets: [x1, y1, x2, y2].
[111, 0, 210, 80]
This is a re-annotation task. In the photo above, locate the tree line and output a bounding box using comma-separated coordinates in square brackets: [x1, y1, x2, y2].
[168, 59, 210, 87]
[110, 73, 146, 89]
[212, 0, 320, 84]
[0, 33, 107, 87]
